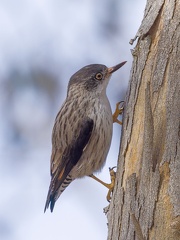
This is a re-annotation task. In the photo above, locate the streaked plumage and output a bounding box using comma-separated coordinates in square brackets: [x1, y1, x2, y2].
[44, 62, 126, 212]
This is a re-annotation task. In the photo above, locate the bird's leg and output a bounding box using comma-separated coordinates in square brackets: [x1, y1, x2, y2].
[89, 167, 116, 202]
[112, 101, 124, 125]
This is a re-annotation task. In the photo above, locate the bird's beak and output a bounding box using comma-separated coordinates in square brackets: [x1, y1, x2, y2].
[108, 61, 127, 74]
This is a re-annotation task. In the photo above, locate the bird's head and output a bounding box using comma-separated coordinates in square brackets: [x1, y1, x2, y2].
[67, 61, 126, 97]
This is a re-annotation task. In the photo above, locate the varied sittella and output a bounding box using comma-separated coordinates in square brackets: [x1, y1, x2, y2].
[44, 61, 126, 212]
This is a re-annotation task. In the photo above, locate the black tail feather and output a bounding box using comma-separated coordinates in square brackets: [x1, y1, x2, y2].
[44, 175, 73, 213]
[50, 197, 56, 212]
[44, 192, 56, 213]
[44, 180, 55, 213]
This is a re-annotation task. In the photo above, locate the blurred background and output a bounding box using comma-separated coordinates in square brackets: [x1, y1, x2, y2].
[0, 0, 146, 239]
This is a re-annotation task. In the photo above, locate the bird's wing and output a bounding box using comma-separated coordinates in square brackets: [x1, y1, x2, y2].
[44, 117, 94, 212]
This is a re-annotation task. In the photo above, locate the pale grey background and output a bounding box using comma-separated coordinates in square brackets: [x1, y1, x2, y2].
[0, 1, 146, 239]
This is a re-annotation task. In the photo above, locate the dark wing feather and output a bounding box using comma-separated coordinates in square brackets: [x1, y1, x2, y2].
[44, 117, 94, 212]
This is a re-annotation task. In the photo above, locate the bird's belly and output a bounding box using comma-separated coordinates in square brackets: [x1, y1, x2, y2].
[70, 108, 113, 178]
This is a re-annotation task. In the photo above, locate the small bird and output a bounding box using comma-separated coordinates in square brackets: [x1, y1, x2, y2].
[44, 61, 126, 212]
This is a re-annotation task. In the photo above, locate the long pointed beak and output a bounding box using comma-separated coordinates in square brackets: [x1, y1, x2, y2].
[108, 61, 127, 74]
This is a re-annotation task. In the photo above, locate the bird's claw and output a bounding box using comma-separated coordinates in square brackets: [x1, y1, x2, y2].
[106, 167, 116, 202]
[89, 167, 117, 202]
[112, 101, 125, 125]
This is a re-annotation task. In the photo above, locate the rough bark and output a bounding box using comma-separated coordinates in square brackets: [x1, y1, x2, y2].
[106, 0, 180, 239]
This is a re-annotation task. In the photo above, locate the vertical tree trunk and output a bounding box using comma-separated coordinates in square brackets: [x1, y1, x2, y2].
[106, 0, 180, 239]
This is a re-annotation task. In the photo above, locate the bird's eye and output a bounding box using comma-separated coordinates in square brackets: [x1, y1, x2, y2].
[95, 72, 103, 80]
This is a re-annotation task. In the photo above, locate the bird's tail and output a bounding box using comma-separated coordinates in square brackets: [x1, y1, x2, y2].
[44, 175, 73, 212]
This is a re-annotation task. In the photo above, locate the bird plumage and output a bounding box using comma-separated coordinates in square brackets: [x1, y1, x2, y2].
[44, 62, 126, 212]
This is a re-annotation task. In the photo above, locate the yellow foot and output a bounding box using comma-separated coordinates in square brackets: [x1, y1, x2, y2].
[112, 101, 124, 125]
[89, 167, 116, 202]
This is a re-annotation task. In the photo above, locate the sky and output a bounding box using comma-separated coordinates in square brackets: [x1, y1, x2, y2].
[0, 1, 146, 240]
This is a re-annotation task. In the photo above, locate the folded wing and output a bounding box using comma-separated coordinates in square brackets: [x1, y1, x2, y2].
[44, 117, 94, 212]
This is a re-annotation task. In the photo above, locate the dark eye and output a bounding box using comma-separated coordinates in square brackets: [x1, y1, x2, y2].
[95, 72, 103, 80]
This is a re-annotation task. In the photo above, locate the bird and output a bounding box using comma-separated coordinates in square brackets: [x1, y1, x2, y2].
[44, 61, 126, 212]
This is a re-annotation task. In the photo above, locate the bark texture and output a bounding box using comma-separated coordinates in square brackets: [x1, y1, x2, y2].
[107, 0, 180, 239]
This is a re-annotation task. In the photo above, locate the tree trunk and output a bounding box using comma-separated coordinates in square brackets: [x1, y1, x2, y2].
[106, 0, 180, 239]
